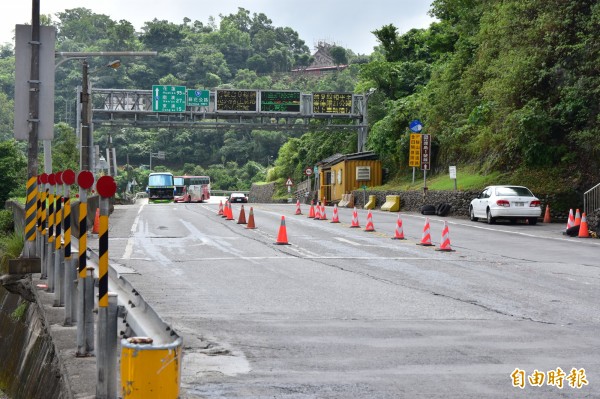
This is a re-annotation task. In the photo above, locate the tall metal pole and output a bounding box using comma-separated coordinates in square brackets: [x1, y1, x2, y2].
[24, 0, 40, 257]
[81, 60, 90, 171]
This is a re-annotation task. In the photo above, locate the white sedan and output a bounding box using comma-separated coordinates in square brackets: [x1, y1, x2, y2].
[469, 185, 542, 225]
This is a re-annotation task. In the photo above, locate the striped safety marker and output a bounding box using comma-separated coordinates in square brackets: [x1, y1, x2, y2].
[25, 176, 38, 242]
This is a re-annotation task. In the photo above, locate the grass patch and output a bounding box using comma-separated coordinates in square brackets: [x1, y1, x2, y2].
[375, 165, 578, 194]
[376, 166, 503, 191]
[11, 302, 29, 322]
[0, 232, 24, 275]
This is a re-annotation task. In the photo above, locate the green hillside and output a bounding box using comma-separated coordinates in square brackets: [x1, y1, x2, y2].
[0, 2, 598, 200]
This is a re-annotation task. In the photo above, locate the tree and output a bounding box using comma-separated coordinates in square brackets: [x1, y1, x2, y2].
[0, 140, 27, 207]
[330, 46, 348, 66]
[52, 123, 79, 172]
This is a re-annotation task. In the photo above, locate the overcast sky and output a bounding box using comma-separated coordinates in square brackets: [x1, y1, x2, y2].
[2, 1, 436, 54]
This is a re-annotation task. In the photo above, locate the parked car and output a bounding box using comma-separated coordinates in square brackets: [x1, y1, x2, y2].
[229, 192, 248, 203]
[469, 185, 542, 225]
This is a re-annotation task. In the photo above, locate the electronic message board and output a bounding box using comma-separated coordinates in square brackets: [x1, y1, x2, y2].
[260, 91, 301, 113]
[216, 90, 257, 112]
[312, 92, 353, 114]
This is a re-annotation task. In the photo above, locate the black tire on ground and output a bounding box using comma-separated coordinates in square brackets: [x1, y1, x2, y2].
[435, 202, 444, 215]
[565, 225, 579, 237]
[421, 204, 436, 215]
[528, 217, 538, 225]
[437, 203, 452, 217]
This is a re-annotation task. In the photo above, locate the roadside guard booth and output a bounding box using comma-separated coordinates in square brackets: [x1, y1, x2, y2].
[317, 151, 382, 205]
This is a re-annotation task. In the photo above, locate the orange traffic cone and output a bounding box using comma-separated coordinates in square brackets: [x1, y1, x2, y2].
[364, 210, 375, 232]
[331, 204, 340, 223]
[308, 201, 315, 218]
[578, 213, 590, 238]
[320, 205, 328, 220]
[574, 209, 581, 226]
[221, 201, 229, 218]
[314, 203, 322, 220]
[391, 214, 405, 240]
[350, 207, 360, 228]
[218, 200, 223, 215]
[92, 208, 100, 234]
[417, 217, 434, 246]
[436, 221, 455, 251]
[543, 204, 551, 223]
[295, 200, 302, 215]
[274, 216, 290, 245]
[566, 208, 574, 231]
[226, 203, 234, 220]
[246, 207, 256, 229]
[237, 205, 247, 224]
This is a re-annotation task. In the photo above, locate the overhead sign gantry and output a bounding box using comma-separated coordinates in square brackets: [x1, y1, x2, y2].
[86, 86, 374, 151]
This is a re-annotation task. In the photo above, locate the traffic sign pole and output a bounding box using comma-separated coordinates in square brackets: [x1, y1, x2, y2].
[95, 175, 118, 399]
[47, 173, 56, 294]
[76, 170, 94, 357]
[54, 171, 64, 308]
[39, 173, 48, 279]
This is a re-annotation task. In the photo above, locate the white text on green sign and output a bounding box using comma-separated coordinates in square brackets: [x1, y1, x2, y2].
[152, 85, 186, 113]
[187, 89, 210, 107]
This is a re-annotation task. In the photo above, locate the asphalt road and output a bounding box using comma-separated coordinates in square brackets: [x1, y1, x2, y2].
[105, 198, 600, 398]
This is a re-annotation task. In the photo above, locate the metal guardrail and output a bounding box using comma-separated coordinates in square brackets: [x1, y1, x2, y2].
[210, 190, 249, 196]
[584, 182, 600, 216]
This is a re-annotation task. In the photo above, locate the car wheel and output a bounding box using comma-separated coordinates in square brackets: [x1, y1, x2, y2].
[469, 206, 478, 222]
[186, 196, 191, 203]
[528, 217, 538, 225]
[486, 209, 496, 224]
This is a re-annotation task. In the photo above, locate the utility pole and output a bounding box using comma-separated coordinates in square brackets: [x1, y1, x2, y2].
[24, 0, 40, 257]
[81, 59, 91, 170]
[58, 51, 157, 172]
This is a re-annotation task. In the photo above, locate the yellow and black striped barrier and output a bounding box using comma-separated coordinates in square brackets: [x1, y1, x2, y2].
[96, 175, 117, 308]
[54, 180, 62, 253]
[62, 169, 75, 261]
[40, 174, 48, 236]
[75, 170, 95, 357]
[25, 176, 37, 242]
[98, 213, 109, 307]
[47, 175, 55, 244]
[77, 171, 94, 278]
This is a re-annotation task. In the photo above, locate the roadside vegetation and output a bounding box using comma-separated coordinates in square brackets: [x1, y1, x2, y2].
[0, 209, 22, 275]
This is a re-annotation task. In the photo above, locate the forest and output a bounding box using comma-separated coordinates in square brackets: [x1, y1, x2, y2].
[0, 0, 599, 203]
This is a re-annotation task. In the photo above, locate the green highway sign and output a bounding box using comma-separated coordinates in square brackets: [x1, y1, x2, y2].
[187, 89, 210, 107]
[153, 85, 186, 112]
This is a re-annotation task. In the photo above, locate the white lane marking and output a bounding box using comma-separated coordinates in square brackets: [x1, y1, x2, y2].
[122, 202, 145, 260]
[333, 237, 362, 246]
[399, 213, 600, 246]
[178, 256, 429, 261]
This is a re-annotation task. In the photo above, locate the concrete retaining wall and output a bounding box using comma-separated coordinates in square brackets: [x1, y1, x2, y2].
[248, 183, 276, 203]
[350, 189, 591, 223]
[0, 281, 68, 398]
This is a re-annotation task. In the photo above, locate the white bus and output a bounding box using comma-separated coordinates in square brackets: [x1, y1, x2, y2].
[174, 175, 211, 203]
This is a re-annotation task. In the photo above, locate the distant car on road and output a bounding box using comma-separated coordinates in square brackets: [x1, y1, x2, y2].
[469, 185, 542, 225]
[229, 192, 248, 203]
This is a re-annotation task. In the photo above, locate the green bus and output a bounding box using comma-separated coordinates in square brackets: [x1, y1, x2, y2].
[147, 172, 175, 203]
